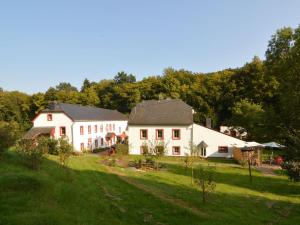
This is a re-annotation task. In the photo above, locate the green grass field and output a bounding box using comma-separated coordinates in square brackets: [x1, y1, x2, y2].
[1, 151, 299, 225]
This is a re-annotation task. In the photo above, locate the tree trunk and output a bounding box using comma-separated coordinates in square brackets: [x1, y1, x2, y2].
[248, 159, 252, 183]
[191, 166, 194, 184]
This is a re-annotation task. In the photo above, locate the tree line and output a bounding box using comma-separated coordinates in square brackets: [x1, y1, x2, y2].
[0, 25, 299, 161]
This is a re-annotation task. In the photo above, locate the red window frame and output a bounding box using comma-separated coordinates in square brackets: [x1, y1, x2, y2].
[172, 129, 181, 140]
[94, 125, 97, 133]
[88, 125, 91, 134]
[140, 129, 148, 140]
[80, 143, 84, 151]
[218, 146, 229, 153]
[47, 114, 52, 121]
[172, 146, 181, 155]
[59, 126, 66, 136]
[80, 126, 84, 135]
[156, 129, 164, 140]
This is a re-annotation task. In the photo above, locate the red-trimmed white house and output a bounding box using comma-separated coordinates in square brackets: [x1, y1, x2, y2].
[128, 99, 246, 158]
[26, 102, 128, 151]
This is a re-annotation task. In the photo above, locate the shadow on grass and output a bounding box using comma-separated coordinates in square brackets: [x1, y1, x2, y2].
[1, 151, 300, 225]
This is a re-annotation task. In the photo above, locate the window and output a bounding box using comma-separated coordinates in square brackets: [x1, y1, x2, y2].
[172, 146, 181, 155]
[80, 143, 84, 151]
[156, 129, 164, 140]
[95, 139, 98, 148]
[100, 125, 103, 132]
[140, 145, 148, 154]
[200, 147, 206, 157]
[60, 127, 66, 136]
[80, 126, 84, 135]
[109, 124, 112, 131]
[47, 114, 52, 121]
[140, 129, 148, 140]
[119, 126, 121, 133]
[88, 125, 91, 134]
[218, 146, 228, 153]
[172, 129, 181, 140]
[113, 124, 115, 131]
[88, 138, 92, 148]
[101, 138, 104, 146]
[94, 125, 97, 133]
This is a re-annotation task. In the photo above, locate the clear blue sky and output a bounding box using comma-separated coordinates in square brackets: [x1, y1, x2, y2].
[1, 0, 300, 94]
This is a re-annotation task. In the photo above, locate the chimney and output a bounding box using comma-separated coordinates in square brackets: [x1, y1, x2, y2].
[205, 118, 211, 129]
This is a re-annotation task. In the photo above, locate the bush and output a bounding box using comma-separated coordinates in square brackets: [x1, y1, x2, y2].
[116, 144, 128, 155]
[47, 138, 58, 155]
[281, 161, 300, 182]
[16, 137, 49, 170]
[0, 121, 20, 156]
[196, 165, 216, 204]
[57, 137, 73, 166]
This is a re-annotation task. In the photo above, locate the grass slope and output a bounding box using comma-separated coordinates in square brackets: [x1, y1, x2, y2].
[0, 151, 300, 225]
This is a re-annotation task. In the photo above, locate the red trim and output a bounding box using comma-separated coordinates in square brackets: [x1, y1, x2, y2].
[88, 125, 91, 134]
[172, 129, 181, 140]
[172, 146, 181, 155]
[59, 126, 66, 136]
[47, 114, 52, 121]
[140, 129, 148, 140]
[156, 129, 164, 140]
[51, 128, 55, 137]
[80, 126, 84, 135]
[94, 125, 97, 133]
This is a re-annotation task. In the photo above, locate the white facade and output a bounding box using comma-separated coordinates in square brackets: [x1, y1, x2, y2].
[33, 112, 128, 152]
[128, 123, 246, 158]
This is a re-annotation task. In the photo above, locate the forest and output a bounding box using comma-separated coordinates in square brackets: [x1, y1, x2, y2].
[0, 26, 299, 161]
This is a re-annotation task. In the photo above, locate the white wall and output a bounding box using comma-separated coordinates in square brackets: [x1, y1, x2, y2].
[192, 124, 245, 157]
[128, 125, 192, 156]
[72, 120, 128, 151]
[33, 112, 73, 142]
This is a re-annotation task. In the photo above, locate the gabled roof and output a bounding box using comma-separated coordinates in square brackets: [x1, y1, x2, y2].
[128, 99, 193, 125]
[42, 102, 127, 121]
[23, 126, 55, 139]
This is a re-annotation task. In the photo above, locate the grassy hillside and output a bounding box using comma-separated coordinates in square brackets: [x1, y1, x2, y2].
[1, 151, 300, 225]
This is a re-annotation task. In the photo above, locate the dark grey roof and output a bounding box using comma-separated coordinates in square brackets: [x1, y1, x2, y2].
[23, 127, 55, 139]
[128, 99, 193, 125]
[42, 102, 127, 121]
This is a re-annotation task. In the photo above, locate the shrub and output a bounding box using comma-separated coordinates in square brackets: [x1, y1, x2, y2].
[281, 161, 300, 182]
[47, 138, 58, 155]
[116, 144, 128, 155]
[196, 165, 216, 204]
[0, 121, 20, 156]
[57, 137, 73, 167]
[16, 137, 49, 170]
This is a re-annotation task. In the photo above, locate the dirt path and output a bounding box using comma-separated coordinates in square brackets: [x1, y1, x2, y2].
[256, 164, 281, 176]
[105, 166, 207, 218]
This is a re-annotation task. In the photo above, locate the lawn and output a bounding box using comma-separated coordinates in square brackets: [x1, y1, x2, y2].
[0, 151, 300, 225]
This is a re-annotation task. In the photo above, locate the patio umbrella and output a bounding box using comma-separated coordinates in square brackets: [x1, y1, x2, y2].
[262, 142, 285, 148]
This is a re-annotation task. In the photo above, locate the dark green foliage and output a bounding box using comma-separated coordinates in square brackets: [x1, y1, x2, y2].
[282, 161, 300, 182]
[0, 121, 20, 155]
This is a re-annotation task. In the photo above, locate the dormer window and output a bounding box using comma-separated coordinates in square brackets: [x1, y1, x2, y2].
[47, 114, 53, 121]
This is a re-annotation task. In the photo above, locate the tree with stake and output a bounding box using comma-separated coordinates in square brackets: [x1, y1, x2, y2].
[196, 164, 216, 204]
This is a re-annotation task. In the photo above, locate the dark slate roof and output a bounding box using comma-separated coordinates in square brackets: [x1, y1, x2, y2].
[23, 127, 55, 139]
[128, 99, 193, 125]
[42, 102, 127, 121]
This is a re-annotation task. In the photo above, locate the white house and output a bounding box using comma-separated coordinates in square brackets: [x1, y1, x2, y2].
[24, 102, 128, 151]
[128, 99, 246, 158]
